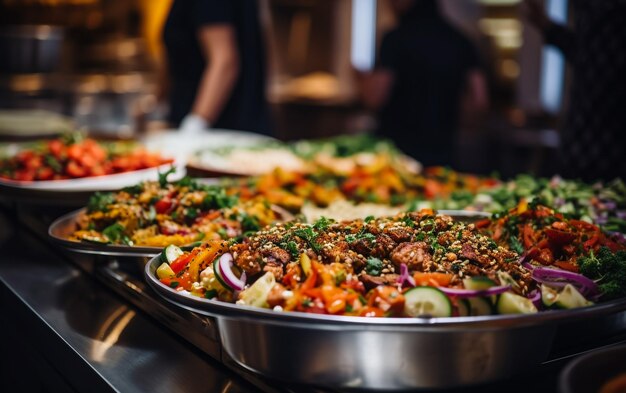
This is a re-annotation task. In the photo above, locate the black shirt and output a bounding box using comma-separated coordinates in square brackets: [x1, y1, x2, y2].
[376, 3, 479, 166]
[163, 0, 271, 135]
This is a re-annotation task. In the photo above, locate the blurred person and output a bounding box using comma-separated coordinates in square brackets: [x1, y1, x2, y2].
[525, 0, 626, 182]
[358, 0, 488, 167]
[160, 0, 271, 135]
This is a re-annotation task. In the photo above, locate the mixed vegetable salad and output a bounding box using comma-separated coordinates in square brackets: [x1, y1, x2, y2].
[70, 173, 284, 247]
[431, 174, 626, 233]
[153, 207, 625, 318]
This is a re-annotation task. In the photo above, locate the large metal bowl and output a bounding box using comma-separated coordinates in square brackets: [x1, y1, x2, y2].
[144, 253, 626, 390]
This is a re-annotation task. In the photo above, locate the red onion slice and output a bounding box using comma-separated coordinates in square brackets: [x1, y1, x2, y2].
[218, 253, 246, 291]
[396, 263, 416, 288]
[439, 285, 511, 298]
[531, 266, 599, 296]
[527, 289, 542, 309]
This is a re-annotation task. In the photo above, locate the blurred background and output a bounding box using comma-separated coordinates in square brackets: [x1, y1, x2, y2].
[0, 0, 570, 177]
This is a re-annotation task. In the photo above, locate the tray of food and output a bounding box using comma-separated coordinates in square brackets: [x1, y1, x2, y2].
[187, 134, 422, 177]
[48, 176, 292, 257]
[0, 133, 185, 201]
[144, 206, 626, 389]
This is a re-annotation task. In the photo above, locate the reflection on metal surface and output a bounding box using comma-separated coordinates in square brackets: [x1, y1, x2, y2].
[92, 305, 136, 362]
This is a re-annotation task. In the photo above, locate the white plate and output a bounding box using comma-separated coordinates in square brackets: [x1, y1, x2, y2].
[141, 129, 279, 176]
[0, 160, 186, 191]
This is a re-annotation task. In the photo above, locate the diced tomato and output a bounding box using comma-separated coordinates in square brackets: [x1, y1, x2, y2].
[36, 167, 54, 180]
[78, 153, 97, 168]
[522, 224, 536, 249]
[475, 219, 491, 229]
[154, 198, 172, 214]
[66, 160, 86, 177]
[367, 286, 404, 315]
[48, 140, 64, 157]
[340, 276, 365, 294]
[14, 169, 35, 181]
[176, 271, 193, 291]
[169, 252, 195, 274]
[569, 220, 598, 232]
[413, 272, 453, 287]
[358, 306, 385, 317]
[553, 260, 579, 272]
[545, 228, 576, 246]
[67, 144, 83, 161]
[583, 234, 599, 251]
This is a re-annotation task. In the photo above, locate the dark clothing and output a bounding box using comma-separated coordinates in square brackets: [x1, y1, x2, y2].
[376, 2, 479, 167]
[544, 0, 626, 182]
[163, 0, 271, 135]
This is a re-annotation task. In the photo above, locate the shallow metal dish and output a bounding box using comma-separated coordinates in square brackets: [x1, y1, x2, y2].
[143, 244, 626, 390]
[559, 344, 626, 393]
[48, 208, 161, 257]
[48, 198, 294, 258]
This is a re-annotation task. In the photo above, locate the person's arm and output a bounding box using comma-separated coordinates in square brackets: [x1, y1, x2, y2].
[466, 69, 489, 114]
[356, 68, 394, 111]
[459, 68, 489, 130]
[524, 0, 575, 60]
[189, 24, 240, 126]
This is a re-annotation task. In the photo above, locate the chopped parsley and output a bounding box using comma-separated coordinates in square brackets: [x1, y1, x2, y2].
[293, 227, 321, 253]
[509, 236, 524, 255]
[365, 257, 383, 276]
[313, 216, 333, 231]
[87, 192, 116, 213]
[102, 223, 132, 245]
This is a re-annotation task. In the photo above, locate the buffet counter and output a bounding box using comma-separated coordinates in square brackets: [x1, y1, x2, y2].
[0, 210, 260, 393]
[1, 200, 625, 393]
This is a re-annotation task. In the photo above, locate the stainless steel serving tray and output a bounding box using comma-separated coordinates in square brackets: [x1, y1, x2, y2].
[49, 208, 162, 257]
[48, 201, 295, 258]
[144, 250, 626, 390]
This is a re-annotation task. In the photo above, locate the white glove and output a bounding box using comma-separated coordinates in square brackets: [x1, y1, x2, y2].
[179, 114, 209, 134]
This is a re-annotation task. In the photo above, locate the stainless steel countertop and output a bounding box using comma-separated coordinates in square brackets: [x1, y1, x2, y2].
[0, 212, 257, 393]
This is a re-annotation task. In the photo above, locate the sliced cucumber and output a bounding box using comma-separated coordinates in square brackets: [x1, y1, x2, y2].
[239, 271, 276, 308]
[497, 292, 538, 314]
[156, 262, 176, 279]
[541, 284, 559, 307]
[497, 271, 520, 289]
[468, 297, 494, 316]
[463, 276, 495, 291]
[554, 284, 593, 309]
[457, 299, 470, 317]
[404, 287, 452, 317]
[161, 244, 184, 263]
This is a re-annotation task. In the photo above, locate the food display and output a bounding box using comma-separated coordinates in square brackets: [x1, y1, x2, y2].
[23, 130, 626, 390]
[432, 174, 626, 233]
[0, 134, 174, 182]
[68, 175, 285, 248]
[232, 165, 497, 213]
[151, 207, 623, 318]
[191, 134, 420, 177]
[151, 197, 625, 318]
[477, 202, 626, 301]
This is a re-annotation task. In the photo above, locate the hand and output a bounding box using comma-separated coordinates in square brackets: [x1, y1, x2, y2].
[179, 114, 209, 134]
[523, 0, 551, 32]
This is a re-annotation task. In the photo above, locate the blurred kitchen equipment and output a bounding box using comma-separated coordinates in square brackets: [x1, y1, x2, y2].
[0, 25, 64, 74]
